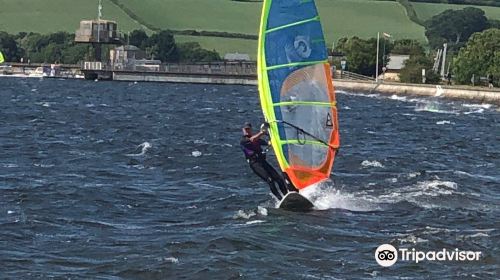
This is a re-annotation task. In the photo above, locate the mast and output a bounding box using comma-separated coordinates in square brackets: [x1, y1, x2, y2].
[97, 0, 102, 43]
[376, 32, 380, 83]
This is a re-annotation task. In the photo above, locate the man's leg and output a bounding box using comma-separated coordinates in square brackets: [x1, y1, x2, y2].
[249, 161, 283, 200]
[282, 172, 300, 192]
[261, 160, 289, 196]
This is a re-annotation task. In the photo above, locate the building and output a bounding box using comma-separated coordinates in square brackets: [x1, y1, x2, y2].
[224, 53, 251, 61]
[75, 20, 120, 44]
[384, 54, 410, 82]
[110, 45, 161, 71]
[75, 19, 123, 63]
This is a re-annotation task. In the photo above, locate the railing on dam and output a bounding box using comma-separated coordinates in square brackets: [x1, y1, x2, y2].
[86, 61, 258, 76]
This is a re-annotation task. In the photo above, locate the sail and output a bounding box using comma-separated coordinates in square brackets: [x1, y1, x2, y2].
[257, 0, 340, 189]
[0, 51, 4, 64]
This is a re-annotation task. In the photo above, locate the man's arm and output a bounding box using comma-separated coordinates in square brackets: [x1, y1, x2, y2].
[249, 131, 266, 142]
[248, 123, 269, 142]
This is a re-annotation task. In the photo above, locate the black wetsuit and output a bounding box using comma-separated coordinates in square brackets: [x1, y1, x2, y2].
[240, 134, 289, 200]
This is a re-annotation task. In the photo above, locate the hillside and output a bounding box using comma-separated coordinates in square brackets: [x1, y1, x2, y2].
[0, 0, 143, 33]
[116, 0, 428, 57]
[412, 2, 500, 21]
[1, 0, 498, 58]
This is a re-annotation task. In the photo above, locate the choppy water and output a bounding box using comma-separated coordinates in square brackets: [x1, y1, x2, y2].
[0, 77, 498, 279]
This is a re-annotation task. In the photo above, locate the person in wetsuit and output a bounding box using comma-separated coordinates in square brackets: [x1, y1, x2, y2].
[240, 122, 295, 200]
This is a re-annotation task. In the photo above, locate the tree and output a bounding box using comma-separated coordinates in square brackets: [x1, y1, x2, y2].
[425, 7, 489, 50]
[399, 55, 440, 84]
[453, 28, 500, 85]
[336, 36, 392, 77]
[0, 31, 21, 62]
[41, 43, 63, 63]
[177, 42, 220, 62]
[129, 29, 149, 49]
[391, 39, 425, 55]
[62, 45, 90, 64]
[16, 32, 89, 64]
[489, 19, 500, 29]
[1, 29, 221, 64]
[411, 0, 500, 7]
[148, 30, 178, 62]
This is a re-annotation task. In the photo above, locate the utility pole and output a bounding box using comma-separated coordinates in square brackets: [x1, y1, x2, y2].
[97, 0, 102, 43]
[382, 32, 391, 81]
[441, 43, 447, 78]
[376, 32, 380, 83]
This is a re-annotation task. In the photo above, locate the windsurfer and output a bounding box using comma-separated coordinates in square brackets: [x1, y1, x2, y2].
[240, 122, 297, 200]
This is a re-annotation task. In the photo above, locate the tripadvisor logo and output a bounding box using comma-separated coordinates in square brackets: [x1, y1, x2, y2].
[375, 244, 482, 267]
[375, 244, 398, 267]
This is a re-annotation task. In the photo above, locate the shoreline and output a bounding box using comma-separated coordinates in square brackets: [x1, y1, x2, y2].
[334, 80, 500, 105]
[1, 72, 499, 105]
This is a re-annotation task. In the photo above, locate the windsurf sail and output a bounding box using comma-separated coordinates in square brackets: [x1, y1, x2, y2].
[0, 51, 4, 64]
[257, 0, 340, 190]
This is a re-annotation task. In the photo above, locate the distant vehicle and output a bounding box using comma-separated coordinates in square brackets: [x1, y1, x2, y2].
[29, 67, 49, 78]
[0, 65, 13, 75]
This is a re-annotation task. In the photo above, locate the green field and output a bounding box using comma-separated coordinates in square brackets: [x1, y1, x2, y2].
[2, 0, 469, 57]
[175, 35, 257, 59]
[118, 0, 427, 44]
[0, 0, 143, 33]
[413, 2, 500, 21]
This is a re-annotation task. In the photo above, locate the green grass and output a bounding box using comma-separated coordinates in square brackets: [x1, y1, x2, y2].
[175, 35, 258, 59]
[0, 0, 143, 34]
[316, 0, 427, 43]
[117, 0, 261, 35]
[0, 0, 428, 56]
[412, 2, 500, 21]
[116, 0, 427, 55]
[118, 0, 426, 41]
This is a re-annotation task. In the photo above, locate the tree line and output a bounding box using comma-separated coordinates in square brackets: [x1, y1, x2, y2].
[410, 0, 500, 8]
[422, 7, 498, 85]
[334, 37, 441, 84]
[127, 30, 220, 62]
[0, 30, 221, 65]
[336, 7, 499, 86]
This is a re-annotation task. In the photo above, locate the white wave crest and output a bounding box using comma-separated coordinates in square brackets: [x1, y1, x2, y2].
[377, 180, 458, 201]
[300, 182, 382, 212]
[257, 206, 268, 216]
[286, 177, 473, 212]
[0, 163, 19, 168]
[407, 172, 421, 178]
[390, 94, 408, 101]
[126, 142, 152, 157]
[193, 139, 209, 145]
[415, 102, 458, 114]
[191, 150, 202, 157]
[454, 170, 499, 183]
[436, 120, 454, 125]
[233, 210, 255, 220]
[246, 220, 265, 225]
[164, 257, 179, 264]
[463, 108, 484, 115]
[463, 103, 492, 109]
[361, 160, 384, 168]
[395, 233, 429, 245]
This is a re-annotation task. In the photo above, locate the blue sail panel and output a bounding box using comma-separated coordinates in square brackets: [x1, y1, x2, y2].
[265, 20, 327, 67]
[267, 0, 319, 30]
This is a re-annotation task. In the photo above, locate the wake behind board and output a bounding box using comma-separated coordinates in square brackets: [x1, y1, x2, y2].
[278, 192, 314, 211]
